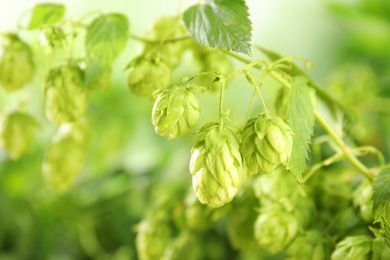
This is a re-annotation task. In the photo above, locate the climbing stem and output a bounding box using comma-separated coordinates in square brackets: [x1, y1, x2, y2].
[314, 110, 375, 181]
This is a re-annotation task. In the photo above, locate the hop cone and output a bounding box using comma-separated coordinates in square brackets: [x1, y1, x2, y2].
[143, 16, 189, 68]
[136, 213, 172, 260]
[331, 235, 373, 260]
[0, 111, 39, 160]
[240, 113, 293, 174]
[286, 230, 328, 260]
[161, 232, 198, 260]
[0, 34, 34, 92]
[127, 54, 170, 97]
[190, 122, 242, 208]
[45, 64, 87, 124]
[42, 122, 88, 192]
[254, 204, 300, 254]
[152, 83, 200, 140]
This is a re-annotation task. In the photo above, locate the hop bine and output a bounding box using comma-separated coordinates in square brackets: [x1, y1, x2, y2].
[190, 122, 243, 208]
[240, 113, 294, 175]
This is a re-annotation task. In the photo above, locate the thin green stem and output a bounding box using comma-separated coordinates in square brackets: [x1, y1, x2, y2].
[128, 33, 190, 44]
[246, 89, 257, 121]
[76, 10, 103, 24]
[303, 152, 344, 183]
[314, 110, 375, 181]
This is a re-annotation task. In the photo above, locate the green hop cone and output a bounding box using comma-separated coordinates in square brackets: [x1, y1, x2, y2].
[285, 230, 329, 260]
[136, 212, 172, 260]
[38, 26, 67, 53]
[0, 34, 34, 92]
[42, 121, 88, 192]
[0, 110, 39, 160]
[254, 204, 300, 254]
[152, 83, 200, 140]
[331, 235, 373, 260]
[353, 180, 373, 223]
[161, 232, 198, 260]
[127, 53, 171, 97]
[240, 113, 294, 175]
[190, 122, 242, 208]
[45, 64, 87, 124]
[143, 16, 189, 68]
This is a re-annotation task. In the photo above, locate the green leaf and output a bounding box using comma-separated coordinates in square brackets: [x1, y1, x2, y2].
[373, 169, 390, 248]
[373, 169, 390, 222]
[85, 14, 129, 85]
[183, 0, 252, 55]
[286, 77, 315, 183]
[28, 4, 66, 29]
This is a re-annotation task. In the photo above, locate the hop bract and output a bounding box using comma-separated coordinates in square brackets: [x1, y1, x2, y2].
[45, 64, 87, 124]
[42, 122, 88, 192]
[152, 83, 200, 140]
[190, 122, 242, 208]
[331, 235, 373, 260]
[240, 113, 293, 174]
[127, 54, 170, 97]
[0, 111, 39, 160]
[0, 34, 34, 92]
[136, 213, 172, 260]
[285, 230, 328, 260]
[254, 204, 300, 254]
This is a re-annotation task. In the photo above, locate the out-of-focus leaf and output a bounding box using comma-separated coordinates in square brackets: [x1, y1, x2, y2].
[28, 4, 66, 29]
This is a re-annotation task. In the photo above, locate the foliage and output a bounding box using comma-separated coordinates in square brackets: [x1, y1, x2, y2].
[1, 0, 390, 259]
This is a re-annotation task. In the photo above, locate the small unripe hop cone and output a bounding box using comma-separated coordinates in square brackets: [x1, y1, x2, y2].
[240, 113, 294, 175]
[0, 34, 34, 92]
[45, 64, 87, 124]
[190, 122, 243, 208]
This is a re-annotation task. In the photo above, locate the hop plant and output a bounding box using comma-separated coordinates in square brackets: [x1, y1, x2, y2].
[0, 110, 39, 160]
[0, 34, 34, 92]
[152, 83, 200, 140]
[42, 121, 88, 192]
[190, 122, 242, 208]
[161, 232, 198, 260]
[254, 204, 300, 254]
[331, 235, 373, 260]
[127, 53, 171, 97]
[285, 230, 328, 260]
[193, 46, 233, 75]
[240, 113, 294, 175]
[45, 64, 87, 124]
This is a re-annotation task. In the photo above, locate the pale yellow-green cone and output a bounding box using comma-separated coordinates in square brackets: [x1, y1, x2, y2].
[127, 54, 170, 97]
[42, 121, 88, 192]
[142, 16, 189, 68]
[45, 64, 87, 124]
[161, 231, 198, 260]
[0, 111, 39, 160]
[136, 212, 172, 260]
[331, 235, 373, 260]
[152, 83, 200, 140]
[190, 122, 242, 208]
[0, 34, 34, 92]
[240, 113, 293, 175]
[285, 230, 329, 260]
[254, 204, 300, 254]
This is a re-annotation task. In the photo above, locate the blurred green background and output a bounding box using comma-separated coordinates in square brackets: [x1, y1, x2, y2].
[0, 0, 390, 259]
